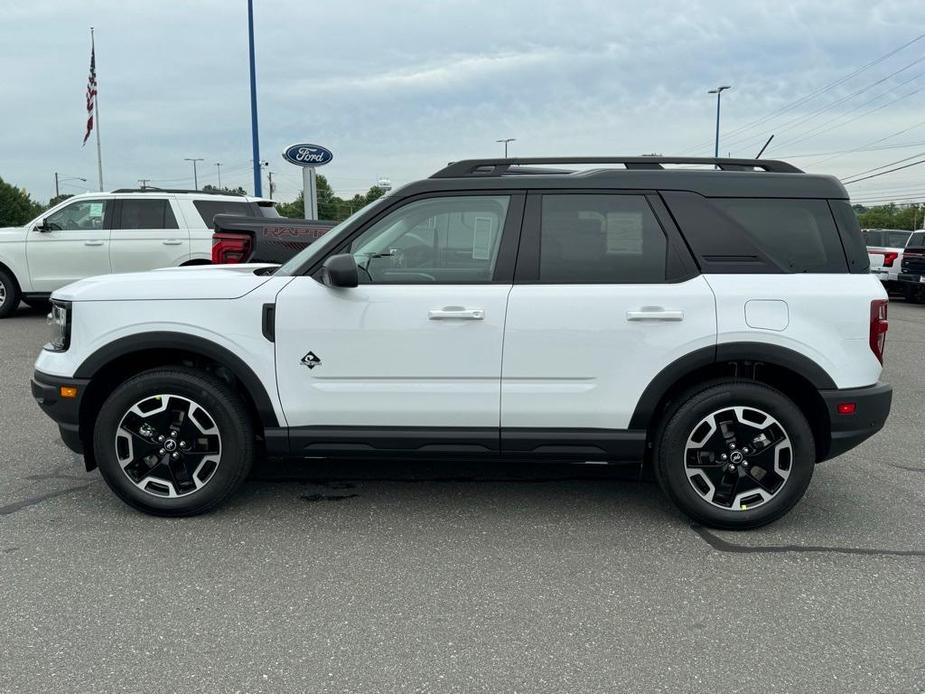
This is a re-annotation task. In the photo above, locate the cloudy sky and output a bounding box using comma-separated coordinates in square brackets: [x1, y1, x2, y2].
[4, 0, 925, 207]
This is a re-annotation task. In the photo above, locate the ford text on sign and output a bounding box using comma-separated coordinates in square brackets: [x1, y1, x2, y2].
[282, 144, 334, 167]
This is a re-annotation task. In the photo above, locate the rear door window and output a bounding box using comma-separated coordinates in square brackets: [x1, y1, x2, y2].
[709, 198, 847, 273]
[118, 199, 178, 229]
[193, 200, 257, 229]
[538, 194, 668, 283]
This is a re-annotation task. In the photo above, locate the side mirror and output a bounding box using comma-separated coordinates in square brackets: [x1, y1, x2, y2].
[34, 222, 51, 233]
[321, 253, 359, 288]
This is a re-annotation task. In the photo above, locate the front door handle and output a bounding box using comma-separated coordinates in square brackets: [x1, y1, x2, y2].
[626, 308, 684, 321]
[84, 240, 104, 247]
[162, 240, 183, 246]
[428, 306, 485, 320]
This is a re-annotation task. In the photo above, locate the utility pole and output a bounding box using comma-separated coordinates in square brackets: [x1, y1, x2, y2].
[708, 85, 732, 158]
[138, 178, 151, 189]
[496, 137, 516, 157]
[215, 162, 222, 189]
[266, 170, 275, 199]
[184, 157, 204, 190]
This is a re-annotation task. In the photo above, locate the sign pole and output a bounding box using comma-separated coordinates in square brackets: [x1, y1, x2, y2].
[303, 166, 318, 220]
[247, 0, 262, 196]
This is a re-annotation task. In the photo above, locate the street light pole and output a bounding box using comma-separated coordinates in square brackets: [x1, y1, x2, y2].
[184, 157, 204, 190]
[54, 173, 87, 197]
[215, 162, 222, 189]
[707, 85, 732, 158]
[496, 138, 516, 158]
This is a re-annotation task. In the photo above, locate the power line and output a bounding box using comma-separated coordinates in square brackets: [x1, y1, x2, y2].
[806, 118, 925, 167]
[839, 150, 925, 181]
[724, 60, 925, 153]
[779, 82, 925, 151]
[843, 157, 925, 185]
[686, 31, 925, 152]
[726, 56, 925, 154]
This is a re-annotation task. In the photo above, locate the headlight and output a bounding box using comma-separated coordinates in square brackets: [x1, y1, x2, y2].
[45, 300, 71, 352]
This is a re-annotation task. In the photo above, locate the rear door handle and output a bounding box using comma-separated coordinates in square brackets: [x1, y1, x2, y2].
[626, 308, 684, 321]
[162, 240, 183, 246]
[84, 240, 104, 247]
[428, 306, 485, 320]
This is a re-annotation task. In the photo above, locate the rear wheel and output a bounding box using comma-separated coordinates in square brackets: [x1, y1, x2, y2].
[0, 267, 21, 318]
[654, 381, 815, 529]
[93, 367, 254, 516]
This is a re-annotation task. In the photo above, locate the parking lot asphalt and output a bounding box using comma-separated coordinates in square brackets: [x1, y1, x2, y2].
[1, 300, 924, 694]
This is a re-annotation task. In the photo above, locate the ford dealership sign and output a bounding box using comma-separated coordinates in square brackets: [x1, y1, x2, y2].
[282, 143, 333, 167]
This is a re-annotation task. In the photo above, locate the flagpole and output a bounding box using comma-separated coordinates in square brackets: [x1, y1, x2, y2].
[91, 27, 104, 191]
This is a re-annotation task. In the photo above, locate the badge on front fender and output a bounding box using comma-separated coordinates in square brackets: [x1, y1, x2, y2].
[301, 352, 322, 369]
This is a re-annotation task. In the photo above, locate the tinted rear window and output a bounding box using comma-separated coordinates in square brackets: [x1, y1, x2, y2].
[908, 232, 925, 249]
[539, 194, 667, 283]
[119, 199, 178, 229]
[709, 198, 847, 273]
[862, 229, 912, 247]
[193, 200, 257, 229]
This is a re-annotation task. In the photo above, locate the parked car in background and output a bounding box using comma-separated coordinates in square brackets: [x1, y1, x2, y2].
[0, 187, 278, 317]
[898, 230, 925, 302]
[32, 156, 891, 529]
[212, 214, 337, 264]
[863, 228, 912, 293]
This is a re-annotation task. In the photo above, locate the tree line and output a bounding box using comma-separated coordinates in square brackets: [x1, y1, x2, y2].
[853, 203, 924, 231]
[0, 174, 384, 227]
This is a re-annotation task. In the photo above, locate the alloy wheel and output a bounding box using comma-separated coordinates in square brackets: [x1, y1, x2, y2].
[114, 394, 222, 498]
[684, 406, 792, 511]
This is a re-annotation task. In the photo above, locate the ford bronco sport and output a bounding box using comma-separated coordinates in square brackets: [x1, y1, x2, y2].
[31, 157, 892, 528]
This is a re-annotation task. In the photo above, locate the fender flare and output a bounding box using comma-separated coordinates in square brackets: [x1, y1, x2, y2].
[74, 331, 279, 427]
[629, 342, 837, 430]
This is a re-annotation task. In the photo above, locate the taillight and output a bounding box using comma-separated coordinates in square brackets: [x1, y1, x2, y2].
[869, 299, 888, 364]
[212, 232, 252, 264]
[882, 251, 899, 267]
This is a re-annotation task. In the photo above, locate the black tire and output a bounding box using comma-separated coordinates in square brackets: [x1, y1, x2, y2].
[23, 298, 51, 312]
[654, 380, 815, 530]
[0, 267, 21, 318]
[93, 367, 254, 516]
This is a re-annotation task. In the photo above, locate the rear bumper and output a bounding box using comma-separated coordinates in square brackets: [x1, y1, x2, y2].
[818, 382, 892, 461]
[31, 370, 90, 455]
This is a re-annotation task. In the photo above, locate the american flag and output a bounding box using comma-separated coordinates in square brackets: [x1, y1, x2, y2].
[82, 37, 97, 146]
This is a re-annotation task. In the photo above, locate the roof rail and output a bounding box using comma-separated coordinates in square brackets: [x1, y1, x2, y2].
[109, 187, 247, 196]
[431, 157, 804, 178]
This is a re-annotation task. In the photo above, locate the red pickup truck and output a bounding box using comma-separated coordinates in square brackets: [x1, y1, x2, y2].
[212, 214, 337, 264]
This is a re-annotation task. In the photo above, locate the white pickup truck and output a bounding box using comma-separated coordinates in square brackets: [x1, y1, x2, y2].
[0, 188, 277, 317]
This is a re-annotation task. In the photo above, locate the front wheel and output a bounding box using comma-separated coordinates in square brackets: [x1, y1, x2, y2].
[0, 267, 21, 318]
[93, 367, 254, 516]
[654, 381, 815, 529]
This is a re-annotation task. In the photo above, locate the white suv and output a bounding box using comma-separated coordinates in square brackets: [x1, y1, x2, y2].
[31, 157, 893, 528]
[0, 188, 275, 316]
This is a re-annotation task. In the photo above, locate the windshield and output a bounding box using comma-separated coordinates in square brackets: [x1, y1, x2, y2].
[862, 229, 912, 248]
[276, 198, 388, 275]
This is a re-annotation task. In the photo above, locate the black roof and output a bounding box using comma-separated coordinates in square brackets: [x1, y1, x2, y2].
[413, 156, 847, 199]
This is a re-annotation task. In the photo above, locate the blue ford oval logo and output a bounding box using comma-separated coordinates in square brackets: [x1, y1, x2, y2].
[282, 143, 334, 167]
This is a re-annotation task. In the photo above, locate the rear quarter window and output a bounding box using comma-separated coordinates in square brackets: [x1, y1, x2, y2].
[710, 198, 847, 273]
[662, 192, 849, 274]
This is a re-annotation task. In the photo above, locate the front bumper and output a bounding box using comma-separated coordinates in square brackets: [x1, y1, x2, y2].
[818, 381, 892, 461]
[31, 370, 90, 455]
